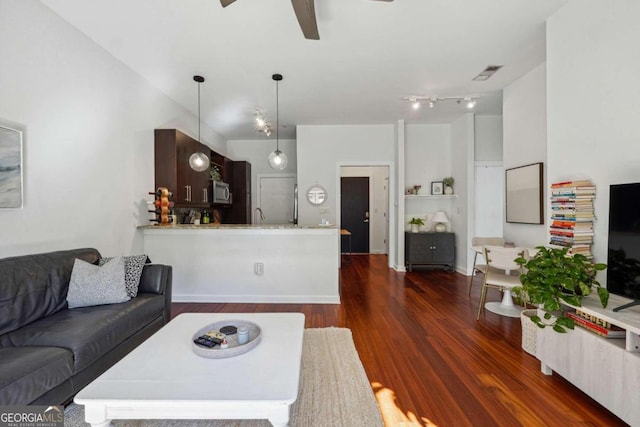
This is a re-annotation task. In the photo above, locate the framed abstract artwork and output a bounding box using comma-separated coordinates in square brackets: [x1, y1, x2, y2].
[505, 162, 543, 224]
[0, 124, 24, 208]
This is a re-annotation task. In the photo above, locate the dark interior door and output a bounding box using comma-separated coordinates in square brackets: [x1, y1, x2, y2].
[341, 177, 370, 253]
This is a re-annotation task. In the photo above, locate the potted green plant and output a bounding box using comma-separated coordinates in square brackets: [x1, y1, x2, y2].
[443, 177, 454, 195]
[409, 217, 424, 233]
[514, 246, 608, 333]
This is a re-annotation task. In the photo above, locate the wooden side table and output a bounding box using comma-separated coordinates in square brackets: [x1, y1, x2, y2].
[341, 229, 352, 264]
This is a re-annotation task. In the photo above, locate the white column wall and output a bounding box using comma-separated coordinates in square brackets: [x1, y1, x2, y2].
[547, 0, 640, 266]
[450, 114, 475, 274]
[502, 62, 548, 248]
[0, 1, 225, 258]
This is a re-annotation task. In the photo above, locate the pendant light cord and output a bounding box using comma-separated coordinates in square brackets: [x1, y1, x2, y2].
[198, 80, 201, 143]
[276, 79, 279, 151]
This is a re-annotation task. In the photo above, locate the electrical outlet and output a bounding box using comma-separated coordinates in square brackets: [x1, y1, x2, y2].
[254, 262, 264, 275]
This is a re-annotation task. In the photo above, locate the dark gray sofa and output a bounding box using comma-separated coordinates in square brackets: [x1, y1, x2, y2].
[0, 248, 172, 405]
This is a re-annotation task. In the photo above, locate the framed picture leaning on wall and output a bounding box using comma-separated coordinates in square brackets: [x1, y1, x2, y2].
[505, 162, 543, 224]
[0, 123, 24, 208]
[431, 181, 444, 195]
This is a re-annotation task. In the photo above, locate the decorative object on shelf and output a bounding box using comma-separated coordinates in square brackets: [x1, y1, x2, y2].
[0, 123, 23, 208]
[210, 165, 222, 182]
[406, 187, 415, 195]
[307, 184, 326, 205]
[267, 73, 288, 170]
[513, 246, 608, 333]
[431, 211, 448, 232]
[443, 177, 454, 195]
[505, 162, 543, 224]
[189, 76, 211, 172]
[409, 217, 424, 233]
[413, 185, 422, 195]
[431, 181, 443, 195]
[148, 187, 174, 225]
[549, 180, 595, 259]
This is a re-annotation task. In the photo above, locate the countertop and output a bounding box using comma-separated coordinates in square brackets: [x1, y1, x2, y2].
[138, 224, 338, 230]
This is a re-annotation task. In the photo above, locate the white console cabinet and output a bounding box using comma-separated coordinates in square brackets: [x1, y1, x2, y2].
[536, 293, 640, 425]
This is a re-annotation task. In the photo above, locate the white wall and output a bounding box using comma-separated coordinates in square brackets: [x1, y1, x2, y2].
[0, 1, 224, 258]
[340, 166, 389, 254]
[296, 124, 396, 265]
[404, 124, 454, 231]
[450, 114, 475, 274]
[547, 0, 640, 267]
[502, 62, 548, 248]
[475, 115, 503, 161]
[225, 138, 297, 217]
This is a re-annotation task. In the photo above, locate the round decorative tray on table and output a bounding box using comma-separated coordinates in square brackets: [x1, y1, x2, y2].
[192, 320, 261, 359]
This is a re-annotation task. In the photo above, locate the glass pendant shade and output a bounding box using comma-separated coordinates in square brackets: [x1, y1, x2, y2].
[268, 149, 288, 170]
[189, 152, 210, 172]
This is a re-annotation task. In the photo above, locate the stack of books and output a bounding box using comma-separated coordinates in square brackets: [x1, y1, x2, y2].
[567, 309, 626, 338]
[550, 180, 596, 258]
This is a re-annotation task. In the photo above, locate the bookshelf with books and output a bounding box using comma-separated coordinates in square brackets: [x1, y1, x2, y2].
[549, 180, 596, 258]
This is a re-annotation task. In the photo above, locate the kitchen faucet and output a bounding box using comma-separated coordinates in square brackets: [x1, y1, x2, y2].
[254, 207, 265, 224]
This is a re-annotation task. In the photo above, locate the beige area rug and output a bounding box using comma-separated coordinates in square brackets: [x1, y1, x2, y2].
[64, 328, 382, 427]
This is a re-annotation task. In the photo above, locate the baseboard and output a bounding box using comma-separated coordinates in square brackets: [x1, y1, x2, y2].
[173, 294, 341, 304]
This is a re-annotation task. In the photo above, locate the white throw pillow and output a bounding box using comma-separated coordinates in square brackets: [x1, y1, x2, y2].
[67, 256, 130, 308]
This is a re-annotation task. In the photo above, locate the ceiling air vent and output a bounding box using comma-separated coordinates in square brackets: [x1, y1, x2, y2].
[473, 65, 503, 81]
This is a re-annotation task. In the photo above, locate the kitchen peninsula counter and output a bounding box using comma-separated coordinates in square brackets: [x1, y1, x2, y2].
[139, 224, 339, 304]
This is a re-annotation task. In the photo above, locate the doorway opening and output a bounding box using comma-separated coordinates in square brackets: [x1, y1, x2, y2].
[339, 166, 390, 255]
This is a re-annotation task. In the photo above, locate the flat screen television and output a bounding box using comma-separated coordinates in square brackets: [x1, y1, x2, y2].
[607, 182, 640, 311]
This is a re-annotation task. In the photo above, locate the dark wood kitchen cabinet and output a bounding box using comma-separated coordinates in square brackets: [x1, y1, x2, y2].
[405, 232, 455, 272]
[154, 129, 211, 208]
[225, 161, 252, 224]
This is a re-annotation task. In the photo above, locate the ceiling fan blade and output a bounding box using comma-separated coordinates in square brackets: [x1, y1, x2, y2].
[220, 0, 236, 7]
[291, 0, 319, 40]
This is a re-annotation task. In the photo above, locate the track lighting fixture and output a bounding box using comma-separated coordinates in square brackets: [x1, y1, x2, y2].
[403, 95, 479, 110]
[255, 109, 272, 136]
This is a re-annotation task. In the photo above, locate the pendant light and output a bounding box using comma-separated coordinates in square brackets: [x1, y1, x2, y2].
[189, 75, 211, 172]
[268, 73, 288, 170]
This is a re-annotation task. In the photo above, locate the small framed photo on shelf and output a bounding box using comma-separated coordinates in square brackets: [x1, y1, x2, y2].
[431, 181, 444, 195]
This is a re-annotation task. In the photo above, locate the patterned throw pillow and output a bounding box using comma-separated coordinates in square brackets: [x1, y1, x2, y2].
[99, 254, 150, 297]
[67, 257, 129, 308]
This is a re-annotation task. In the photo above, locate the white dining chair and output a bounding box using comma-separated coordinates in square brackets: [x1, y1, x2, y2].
[476, 245, 528, 320]
[468, 237, 505, 295]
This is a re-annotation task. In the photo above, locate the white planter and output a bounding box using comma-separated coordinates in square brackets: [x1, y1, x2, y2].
[444, 186, 453, 195]
[410, 224, 419, 233]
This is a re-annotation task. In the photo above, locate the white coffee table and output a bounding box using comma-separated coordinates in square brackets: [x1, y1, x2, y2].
[74, 312, 305, 427]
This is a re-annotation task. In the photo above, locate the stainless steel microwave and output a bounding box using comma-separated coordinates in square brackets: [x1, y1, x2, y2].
[213, 181, 231, 204]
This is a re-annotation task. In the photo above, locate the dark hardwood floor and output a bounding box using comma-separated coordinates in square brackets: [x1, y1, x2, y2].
[172, 255, 627, 427]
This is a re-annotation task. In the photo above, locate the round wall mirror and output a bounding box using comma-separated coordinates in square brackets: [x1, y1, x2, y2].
[307, 185, 327, 205]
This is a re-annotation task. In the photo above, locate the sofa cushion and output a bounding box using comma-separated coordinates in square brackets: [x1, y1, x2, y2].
[99, 255, 150, 297]
[0, 294, 164, 372]
[0, 248, 101, 336]
[67, 257, 129, 308]
[0, 346, 73, 405]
